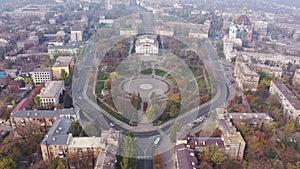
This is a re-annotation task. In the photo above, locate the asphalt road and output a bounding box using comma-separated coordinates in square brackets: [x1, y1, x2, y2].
[72, 3, 231, 169]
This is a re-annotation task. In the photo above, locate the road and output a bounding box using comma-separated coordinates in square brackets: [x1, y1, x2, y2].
[72, 3, 232, 169]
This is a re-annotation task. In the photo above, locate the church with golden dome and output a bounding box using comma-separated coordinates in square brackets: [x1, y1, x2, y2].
[229, 6, 253, 42]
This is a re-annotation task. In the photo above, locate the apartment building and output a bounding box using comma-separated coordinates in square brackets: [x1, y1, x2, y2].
[269, 81, 300, 125]
[48, 44, 80, 59]
[234, 57, 260, 91]
[70, 25, 83, 42]
[30, 68, 53, 85]
[10, 108, 78, 129]
[174, 144, 198, 169]
[293, 69, 300, 86]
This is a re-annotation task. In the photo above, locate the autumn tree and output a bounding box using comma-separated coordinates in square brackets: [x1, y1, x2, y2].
[0, 157, 17, 169]
[70, 120, 82, 137]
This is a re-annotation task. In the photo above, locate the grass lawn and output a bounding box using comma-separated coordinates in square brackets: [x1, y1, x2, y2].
[155, 69, 168, 77]
[197, 77, 206, 88]
[97, 72, 109, 81]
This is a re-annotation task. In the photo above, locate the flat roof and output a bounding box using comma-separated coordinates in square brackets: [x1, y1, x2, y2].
[272, 81, 300, 110]
[41, 117, 73, 145]
[11, 108, 78, 119]
[39, 81, 64, 98]
[53, 56, 73, 67]
[68, 137, 102, 148]
[30, 68, 52, 73]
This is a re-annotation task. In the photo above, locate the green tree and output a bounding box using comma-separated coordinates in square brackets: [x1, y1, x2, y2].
[210, 146, 225, 165]
[169, 104, 179, 118]
[0, 158, 17, 169]
[169, 122, 181, 143]
[64, 93, 73, 108]
[37, 31, 45, 44]
[34, 96, 40, 106]
[70, 120, 82, 137]
[120, 131, 137, 169]
[24, 77, 33, 85]
[284, 121, 296, 136]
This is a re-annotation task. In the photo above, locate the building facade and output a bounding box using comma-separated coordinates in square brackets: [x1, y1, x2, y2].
[30, 68, 53, 85]
[229, 6, 253, 42]
[269, 81, 300, 125]
[234, 57, 260, 91]
[135, 35, 159, 54]
[293, 69, 300, 86]
[38, 81, 64, 108]
[52, 56, 74, 80]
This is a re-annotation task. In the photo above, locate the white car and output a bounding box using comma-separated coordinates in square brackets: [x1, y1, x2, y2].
[79, 96, 82, 100]
[109, 123, 114, 127]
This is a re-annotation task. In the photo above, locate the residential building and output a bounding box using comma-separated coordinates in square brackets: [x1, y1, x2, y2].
[178, 108, 246, 161]
[135, 35, 159, 54]
[10, 108, 79, 129]
[4, 69, 18, 78]
[70, 25, 83, 42]
[120, 28, 138, 37]
[293, 69, 300, 86]
[228, 112, 273, 127]
[269, 81, 300, 125]
[188, 30, 208, 39]
[41, 116, 120, 168]
[155, 27, 174, 36]
[2, 4, 49, 20]
[174, 144, 197, 169]
[249, 63, 283, 78]
[48, 44, 81, 59]
[223, 37, 242, 61]
[30, 68, 53, 85]
[217, 108, 246, 160]
[12, 98, 33, 114]
[38, 81, 64, 108]
[52, 56, 74, 80]
[234, 57, 260, 91]
[238, 51, 300, 69]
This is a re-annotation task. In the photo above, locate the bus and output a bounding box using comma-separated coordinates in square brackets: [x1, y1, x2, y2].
[154, 137, 160, 147]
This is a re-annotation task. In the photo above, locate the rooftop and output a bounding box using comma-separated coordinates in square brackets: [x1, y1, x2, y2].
[12, 98, 33, 114]
[11, 108, 78, 119]
[68, 137, 102, 148]
[175, 144, 197, 169]
[228, 112, 273, 121]
[272, 81, 300, 110]
[39, 81, 64, 98]
[48, 43, 81, 50]
[30, 68, 52, 73]
[41, 117, 73, 145]
[188, 137, 225, 148]
[53, 56, 73, 67]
